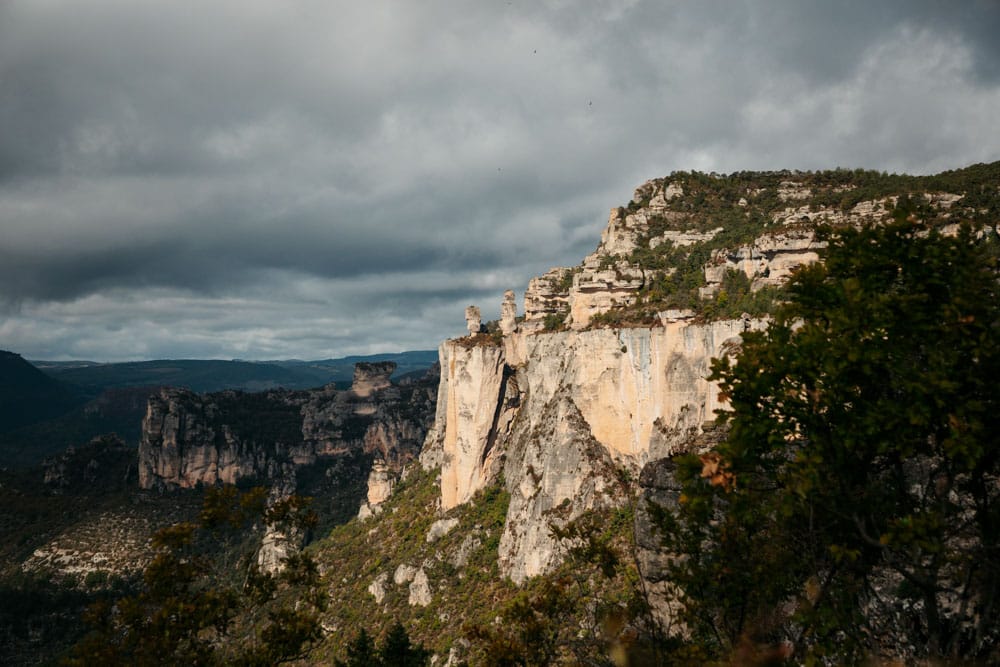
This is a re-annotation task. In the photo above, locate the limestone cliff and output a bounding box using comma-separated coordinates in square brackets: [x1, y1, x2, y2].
[419, 167, 991, 589]
[422, 320, 754, 583]
[138, 362, 437, 507]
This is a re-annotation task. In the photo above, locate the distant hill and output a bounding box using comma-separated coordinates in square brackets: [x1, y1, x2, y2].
[0, 386, 157, 468]
[0, 351, 86, 434]
[0, 350, 439, 468]
[32, 350, 439, 395]
[267, 351, 440, 388]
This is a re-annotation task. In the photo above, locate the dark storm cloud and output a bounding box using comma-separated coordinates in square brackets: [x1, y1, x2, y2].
[1, 0, 998, 360]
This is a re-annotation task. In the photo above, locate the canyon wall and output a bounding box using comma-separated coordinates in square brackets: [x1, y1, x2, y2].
[421, 319, 757, 583]
[138, 362, 437, 505]
[420, 171, 971, 586]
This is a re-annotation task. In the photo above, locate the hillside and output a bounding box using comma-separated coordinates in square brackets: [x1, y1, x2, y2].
[519, 161, 999, 330]
[0, 350, 438, 468]
[0, 351, 86, 434]
[290, 161, 997, 663]
[0, 386, 156, 468]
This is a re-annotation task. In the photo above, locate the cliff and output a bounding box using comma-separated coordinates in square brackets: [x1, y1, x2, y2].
[419, 164, 997, 589]
[422, 321, 755, 583]
[138, 362, 437, 509]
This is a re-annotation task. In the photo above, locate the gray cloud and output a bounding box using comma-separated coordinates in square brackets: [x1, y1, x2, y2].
[1, 0, 998, 361]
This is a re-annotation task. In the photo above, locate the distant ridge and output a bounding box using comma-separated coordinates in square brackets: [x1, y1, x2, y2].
[32, 350, 439, 394]
[0, 350, 86, 434]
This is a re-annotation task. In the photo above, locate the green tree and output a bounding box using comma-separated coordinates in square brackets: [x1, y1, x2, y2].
[334, 623, 429, 667]
[65, 486, 326, 666]
[335, 628, 378, 667]
[379, 621, 431, 666]
[656, 220, 1000, 663]
[464, 508, 661, 666]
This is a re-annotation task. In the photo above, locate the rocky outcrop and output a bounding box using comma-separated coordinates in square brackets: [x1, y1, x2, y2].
[257, 523, 303, 574]
[419, 318, 758, 582]
[701, 227, 826, 297]
[409, 568, 432, 606]
[42, 435, 132, 492]
[516, 176, 969, 331]
[426, 517, 459, 542]
[368, 572, 389, 604]
[351, 361, 395, 398]
[139, 362, 437, 497]
[415, 169, 978, 591]
[138, 364, 437, 575]
[566, 260, 645, 330]
[431, 341, 512, 510]
[499, 396, 626, 583]
[138, 388, 298, 492]
[464, 306, 482, 335]
[499, 290, 518, 335]
[358, 460, 395, 519]
[522, 268, 572, 331]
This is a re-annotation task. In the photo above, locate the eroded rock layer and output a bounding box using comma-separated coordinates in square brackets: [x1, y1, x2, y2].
[421, 320, 756, 583]
[138, 362, 438, 503]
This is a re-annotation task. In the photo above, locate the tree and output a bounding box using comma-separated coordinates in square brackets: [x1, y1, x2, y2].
[379, 621, 431, 666]
[464, 507, 661, 666]
[335, 628, 377, 667]
[334, 622, 429, 667]
[656, 220, 1000, 663]
[65, 486, 326, 666]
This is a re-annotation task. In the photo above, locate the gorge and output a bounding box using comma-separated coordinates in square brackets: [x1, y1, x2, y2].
[3, 162, 998, 665]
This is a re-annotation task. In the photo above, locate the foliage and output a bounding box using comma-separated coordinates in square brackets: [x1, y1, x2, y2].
[554, 267, 578, 293]
[656, 220, 1000, 663]
[463, 506, 662, 666]
[700, 269, 783, 320]
[337, 627, 378, 666]
[588, 161, 1000, 326]
[335, 622, 430, 666]
[306, 471, 517, 662]
[542, 309, 569, 332]
[65, 486, 327, 666]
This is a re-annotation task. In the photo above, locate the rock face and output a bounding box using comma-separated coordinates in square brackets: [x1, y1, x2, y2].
[433, 342, 511, 510]
[633, 424, 727, 632]
[409, 568, 432, 606]
[426, 517, 459, 542]
[464, 306, 482, 336]
[257, 523, 303, 574]
[522, 268, 572, 332]
[499, 396, 625, 582]
[701, 227, 825, 297]
[42, 435, 132, 492]
[358, 460, 396, 519]
[138, 362, 437, 500]
[138, 388, 298, 492]
[368, 572, 389, 604]
[499, 290, 518, 335]
[417, 169, 978, 596]
[365, 460, 396, 505]
[515, 177, 969, 332]
[421, 319, 758, 583]
[351, 361, 395, 398]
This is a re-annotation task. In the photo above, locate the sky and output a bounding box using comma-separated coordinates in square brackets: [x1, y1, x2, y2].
[1, 1, 999, 362]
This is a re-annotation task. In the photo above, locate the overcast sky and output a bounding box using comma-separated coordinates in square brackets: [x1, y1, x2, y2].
[2, 1, 999, 361]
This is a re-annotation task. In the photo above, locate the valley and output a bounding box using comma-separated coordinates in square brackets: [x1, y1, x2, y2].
[1, 162, 998, 665]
